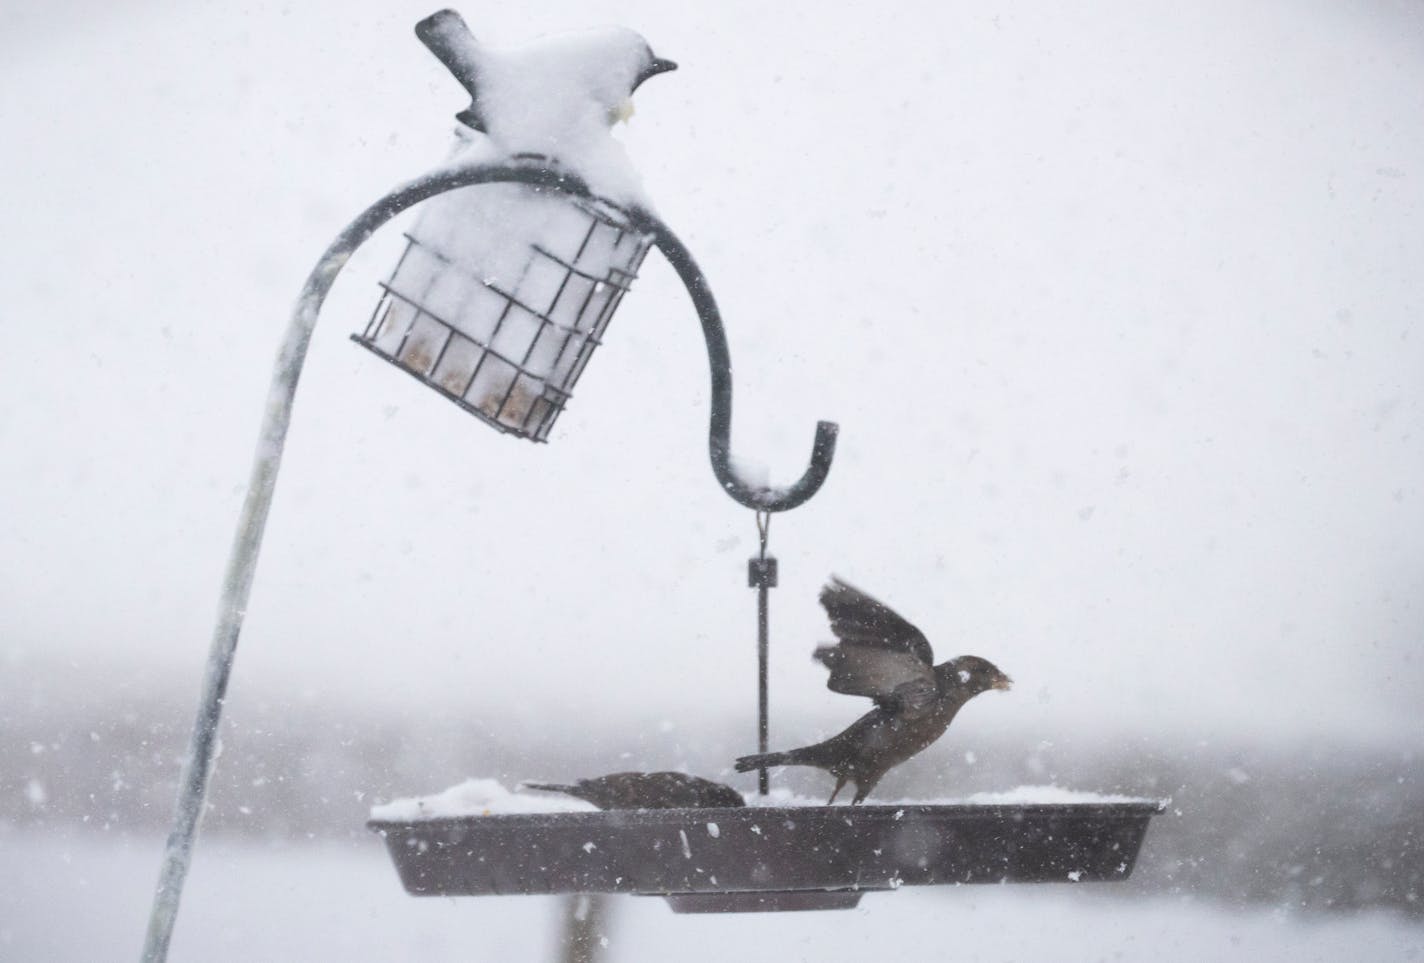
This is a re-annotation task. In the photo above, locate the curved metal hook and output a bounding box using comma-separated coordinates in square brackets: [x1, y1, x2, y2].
[311, 160, 837, 513]
[625, 210, 839, 513]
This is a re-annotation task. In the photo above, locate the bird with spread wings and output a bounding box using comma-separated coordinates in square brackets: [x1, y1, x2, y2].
[734, 577, 1011, 804]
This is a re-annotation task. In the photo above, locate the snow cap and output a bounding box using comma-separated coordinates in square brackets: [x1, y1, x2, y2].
[417, 10, 675, 182]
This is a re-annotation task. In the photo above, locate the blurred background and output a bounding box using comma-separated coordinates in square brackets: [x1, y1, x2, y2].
[1, 0, 1422, 959]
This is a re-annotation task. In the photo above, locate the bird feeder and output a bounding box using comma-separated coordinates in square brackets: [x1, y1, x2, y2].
[371, 801, 1163, 912]
[142, 9, 1160, 959]
[355, 9, 1161, 915]
[352, 157, 653, 440]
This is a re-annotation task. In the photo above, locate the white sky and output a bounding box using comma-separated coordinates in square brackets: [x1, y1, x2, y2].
[2, 0, 1422, 747]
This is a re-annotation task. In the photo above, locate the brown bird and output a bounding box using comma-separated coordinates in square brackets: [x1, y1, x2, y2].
[734, 577, 1012, 805]
[522, 771, 746, 810]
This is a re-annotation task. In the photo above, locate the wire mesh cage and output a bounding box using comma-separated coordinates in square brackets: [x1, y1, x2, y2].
[352, 158, 654, 442]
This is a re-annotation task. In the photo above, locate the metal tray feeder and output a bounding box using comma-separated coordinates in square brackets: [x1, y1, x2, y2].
[370, 802, 1164, 913]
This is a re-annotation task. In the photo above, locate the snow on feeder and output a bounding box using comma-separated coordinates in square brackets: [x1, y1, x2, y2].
[348, 10, 677, 440]
[352, 155, 653, 440]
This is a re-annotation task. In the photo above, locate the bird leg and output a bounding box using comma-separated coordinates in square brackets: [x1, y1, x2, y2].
[826, 775, 849, 805]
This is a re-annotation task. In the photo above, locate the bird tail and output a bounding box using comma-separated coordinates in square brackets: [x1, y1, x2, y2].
[734, 749, 815, 773]
[520, 781, 579, 795]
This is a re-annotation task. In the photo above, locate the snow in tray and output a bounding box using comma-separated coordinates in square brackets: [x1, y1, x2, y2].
[955, 785, 1155, 806]
[370, 777, 595, 820]
[370, 779, 1157, 820]
[745, 784, 1156, 808]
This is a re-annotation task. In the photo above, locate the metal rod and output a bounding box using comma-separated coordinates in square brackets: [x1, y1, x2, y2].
[757, 581, 770, 796]
[558, 893, 611, 963]
[627, 212, 839, 513]
[752, 511, 773, 796]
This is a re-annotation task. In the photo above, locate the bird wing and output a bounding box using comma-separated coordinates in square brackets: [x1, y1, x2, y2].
[814, 578, 937, 707]
[813, 643, 939, 711]
[819, 577, 935, 664]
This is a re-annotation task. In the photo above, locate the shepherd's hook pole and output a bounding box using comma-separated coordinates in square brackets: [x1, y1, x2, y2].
[138, 215, 353, 963]
[139, 163, 581, 963]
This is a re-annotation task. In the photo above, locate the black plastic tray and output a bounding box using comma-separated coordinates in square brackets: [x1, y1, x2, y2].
[370, 801, 1163, 913]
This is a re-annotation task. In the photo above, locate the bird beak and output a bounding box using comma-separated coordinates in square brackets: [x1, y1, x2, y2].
[633, 57, 678, 91]
[992, 675, 1013, 691]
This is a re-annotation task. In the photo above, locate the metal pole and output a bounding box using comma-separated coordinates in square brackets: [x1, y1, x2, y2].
[757, 583, 770, 796]
[749, 511, 775, 796]
[558, 894, 611, 963]
[138, 238, 333, 963]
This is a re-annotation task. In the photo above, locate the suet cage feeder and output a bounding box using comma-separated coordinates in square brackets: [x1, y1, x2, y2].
[353, 165, 653, 441]
[142, 9, 1162, 959]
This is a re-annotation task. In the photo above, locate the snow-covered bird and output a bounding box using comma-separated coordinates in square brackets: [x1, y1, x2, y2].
[734, 578, 1012, 805]
[417, 9, 675, 195]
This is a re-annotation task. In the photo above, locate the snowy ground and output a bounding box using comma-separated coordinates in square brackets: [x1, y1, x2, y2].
[2, 830, 1419, 962]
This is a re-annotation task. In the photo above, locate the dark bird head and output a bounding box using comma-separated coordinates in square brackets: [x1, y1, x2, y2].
[942, 655, 1013, 696]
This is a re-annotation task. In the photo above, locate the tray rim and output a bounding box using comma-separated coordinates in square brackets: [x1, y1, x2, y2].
[367, 799, 1169, 832]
